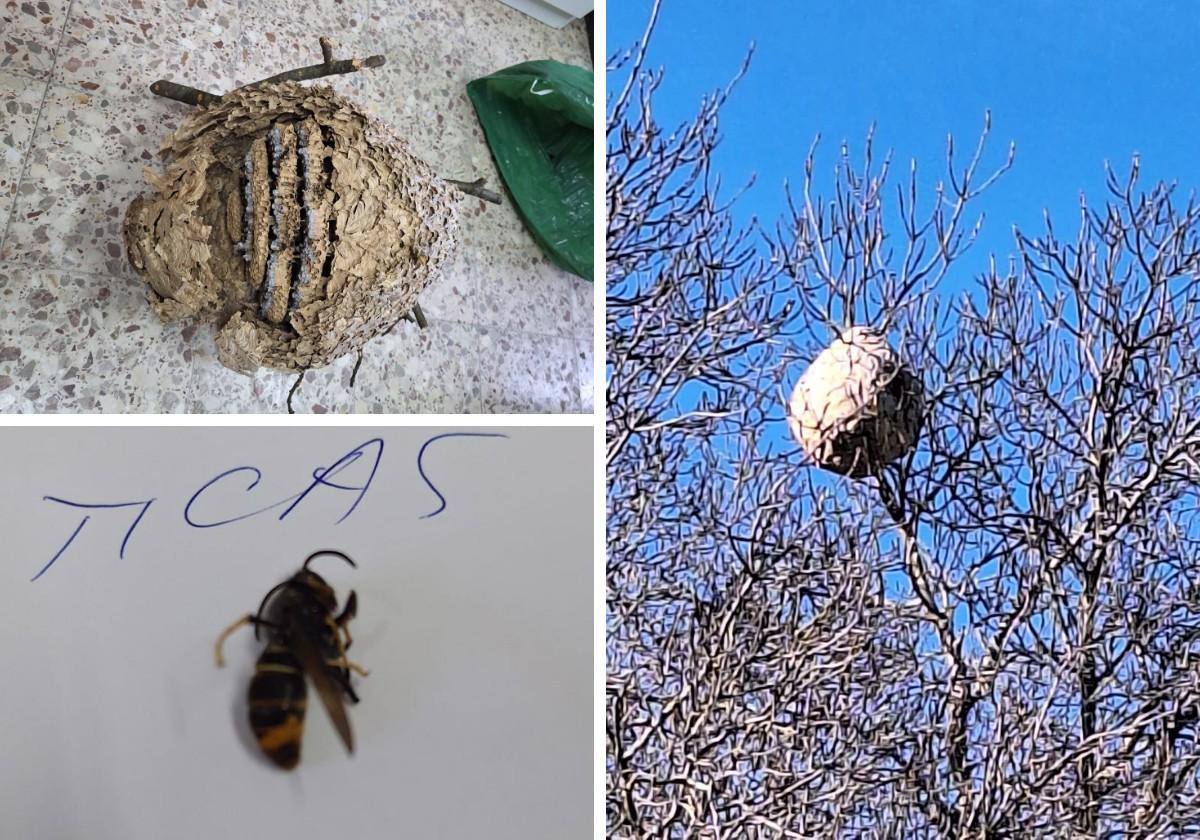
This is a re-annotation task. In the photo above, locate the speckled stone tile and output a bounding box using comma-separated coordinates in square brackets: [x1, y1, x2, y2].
[0, 265, 191, 411]
[2, 174, 146, 277]
[353, 56, 480, 182]
[185, 327, 292, 412]
[453, 187, 516, 243]
[23, 83, 179, 184]
[478, 326, 579, 413]
[364, 0, 470, 107]
[2, 83, 175, 276]
[418, 244, 481, 323]
[0, 70, 46, 228]
[274, 353, 358, 414]
[457, 0, 591, 72]
[359, 318, 481, 412]
[57, 0, 240, 96]
[570, 276, 594, 339]
[357, 0, 529, 186]
[455, 165, 538, 251]
[0, 0, 69, 81]
[368, 0, 468, 46]
[285, 318, 480, 413]
[474, 244, 584, 337]
[576, 336, 593, 413]
[237, 0, 370, 94]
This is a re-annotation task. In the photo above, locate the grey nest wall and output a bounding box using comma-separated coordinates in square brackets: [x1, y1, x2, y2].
[788, 326, 924, 477]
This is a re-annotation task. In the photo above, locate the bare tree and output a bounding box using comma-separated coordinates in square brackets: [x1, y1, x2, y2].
[607, 4, 1200, 837]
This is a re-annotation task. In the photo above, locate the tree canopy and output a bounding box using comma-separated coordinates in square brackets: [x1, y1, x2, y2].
[607, 4, 1200, 836]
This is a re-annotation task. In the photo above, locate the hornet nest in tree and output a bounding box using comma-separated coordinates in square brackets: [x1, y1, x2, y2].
[124, 37, 501, 410]
[787, 326, 924, 477]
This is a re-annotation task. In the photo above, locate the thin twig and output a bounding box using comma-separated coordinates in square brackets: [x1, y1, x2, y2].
[411, 302, 428, 329]
[349, 301, 425, 387]
[240, 53, 386, 91]
[149, 37, 385, 107]
[446, 177, 503, 205]
[148, 80, 220, 107]
[287, 369, 305, 414]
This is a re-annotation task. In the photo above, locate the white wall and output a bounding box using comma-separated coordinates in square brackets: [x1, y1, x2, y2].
[497, 0, 592, 29]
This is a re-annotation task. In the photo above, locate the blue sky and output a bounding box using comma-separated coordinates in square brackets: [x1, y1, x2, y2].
[608, 1, 1200, 612]
[611, 1, 1200, 271]
[608, 10, 1200, 817]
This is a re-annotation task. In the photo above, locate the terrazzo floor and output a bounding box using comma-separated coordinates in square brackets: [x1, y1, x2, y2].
[0, 0, 595, 413]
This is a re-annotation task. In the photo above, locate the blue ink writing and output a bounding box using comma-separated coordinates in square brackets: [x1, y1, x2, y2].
[33, 434, 501, 581]
[417, 432, 508, 519]
[184, 438, 384, 528]
[30, 498, 155, 582]
[278, 437, 384, 524]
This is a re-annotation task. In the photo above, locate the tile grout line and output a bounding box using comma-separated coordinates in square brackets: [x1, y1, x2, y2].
[0, 0, 75, 258]
[471, 314, 485, 412]
[475, 326, 586, 414]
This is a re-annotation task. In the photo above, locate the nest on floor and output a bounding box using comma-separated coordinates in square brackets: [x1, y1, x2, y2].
[787, 326, 924, 477]
[124, 80, 461, 375]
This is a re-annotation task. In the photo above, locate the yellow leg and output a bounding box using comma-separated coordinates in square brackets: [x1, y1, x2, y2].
[214, 615, 252, 668]
[325, 615, 354, 653]
[327, 656, 370, 678]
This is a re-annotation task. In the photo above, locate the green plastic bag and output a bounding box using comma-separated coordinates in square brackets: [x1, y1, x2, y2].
[467, 60, 594, 282]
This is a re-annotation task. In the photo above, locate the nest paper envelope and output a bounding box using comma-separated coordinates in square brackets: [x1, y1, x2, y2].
[788, 327, 924, 477]
[124, 82, 462, 374]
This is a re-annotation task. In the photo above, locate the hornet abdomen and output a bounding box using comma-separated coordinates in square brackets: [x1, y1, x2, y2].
[248, 642, 308, 770]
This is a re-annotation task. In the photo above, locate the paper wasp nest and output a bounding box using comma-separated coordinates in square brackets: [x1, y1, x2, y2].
[787, 326, 924, 477]
[123, 81, 461, 374]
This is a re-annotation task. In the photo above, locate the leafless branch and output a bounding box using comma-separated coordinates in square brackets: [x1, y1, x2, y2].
[608, 5, 1200, 838]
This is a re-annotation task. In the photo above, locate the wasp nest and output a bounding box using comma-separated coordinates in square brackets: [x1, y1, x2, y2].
[787, 326, 924, 477]
[123, 81, 461, 374]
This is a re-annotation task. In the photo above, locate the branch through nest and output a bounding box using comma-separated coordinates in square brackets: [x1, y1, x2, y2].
[150, 36, 385, 107]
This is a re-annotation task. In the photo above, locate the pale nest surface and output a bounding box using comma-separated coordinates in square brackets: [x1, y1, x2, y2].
[124, 82, 461, 374]
[787, 326, 924, 477]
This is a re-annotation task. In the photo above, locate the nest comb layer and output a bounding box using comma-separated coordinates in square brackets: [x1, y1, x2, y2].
[124, 81, 461, 374]
[788, 326, 924, 477]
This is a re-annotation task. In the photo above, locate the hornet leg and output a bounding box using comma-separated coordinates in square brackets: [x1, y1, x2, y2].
[214, 614, 280, 667]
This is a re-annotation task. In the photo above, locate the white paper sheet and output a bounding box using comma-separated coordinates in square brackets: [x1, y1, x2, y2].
[0, 427, 590, 839]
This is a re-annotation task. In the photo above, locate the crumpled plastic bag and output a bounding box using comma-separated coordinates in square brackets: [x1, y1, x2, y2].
[467, 60, 593, 282]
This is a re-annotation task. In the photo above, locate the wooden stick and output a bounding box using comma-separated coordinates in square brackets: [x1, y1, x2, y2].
[150, 37, 386, 107]
[149, 79, 221, 107]
[411, 302, 428, 329]
[287, 369, 305, 414]
[446, 177, 503, 205]
[241, 53, 386, 91]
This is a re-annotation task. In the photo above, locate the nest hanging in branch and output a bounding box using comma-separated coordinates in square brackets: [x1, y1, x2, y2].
[124, 38, 498, 378]
[787, 326, 924, 477]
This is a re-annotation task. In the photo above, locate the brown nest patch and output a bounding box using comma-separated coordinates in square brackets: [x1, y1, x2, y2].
[124, 82, 461, 374]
